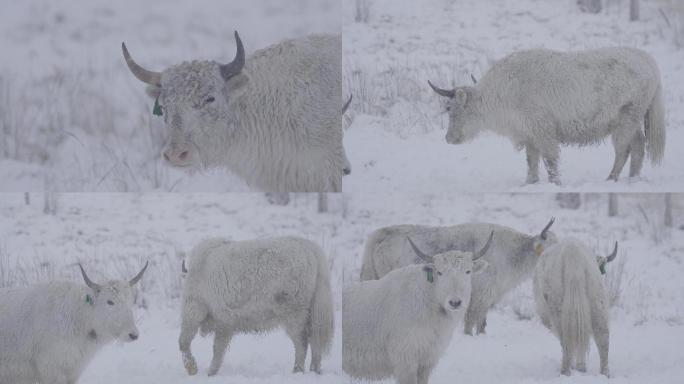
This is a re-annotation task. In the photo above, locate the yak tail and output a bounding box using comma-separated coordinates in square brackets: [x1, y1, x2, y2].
[645, 83, 666, 165]
[310, 252, 334, 358]
[561, 267, 591, 364]
[359, 231, 382, 281]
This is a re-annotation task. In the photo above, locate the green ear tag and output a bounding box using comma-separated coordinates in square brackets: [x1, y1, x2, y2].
[153, 98, 163, 116]
[85, 294, 93, 305]
[426, 269, 434, 283]
[599, 263, 606, 275]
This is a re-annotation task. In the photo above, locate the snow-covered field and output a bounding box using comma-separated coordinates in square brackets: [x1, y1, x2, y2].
[342, 0, 684, 193]
[0, 0, 340, 192]
[1, 192, 683, 383]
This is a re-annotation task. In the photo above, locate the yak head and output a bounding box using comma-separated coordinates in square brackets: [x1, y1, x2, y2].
[407, 231, 492, 314]
[531, 217, 558, 257]
[79, 262, 148, 343]
[427, 79, 479, 145]
[122, 31, 248, 170]
[595, 242, 618, 275]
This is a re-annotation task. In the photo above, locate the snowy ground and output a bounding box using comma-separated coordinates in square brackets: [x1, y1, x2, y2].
[0, 0, 340, 192]
[342, 0, 684, 193]
[1, 193, 683, 383]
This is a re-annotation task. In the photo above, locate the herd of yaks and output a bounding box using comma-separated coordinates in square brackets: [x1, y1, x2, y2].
[0, 218, 619, 383]
[121, 32, 666, 192]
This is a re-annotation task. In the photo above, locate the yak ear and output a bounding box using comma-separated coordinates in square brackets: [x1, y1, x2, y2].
[224, 72, 250, 95]
[473, 259, 488, 274]
[145, 85, 162, 99]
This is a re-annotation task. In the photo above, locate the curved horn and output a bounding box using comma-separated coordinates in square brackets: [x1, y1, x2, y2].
[121, 42, 162, 86]
[606, 242, 618, 263]
[470, 74, 477, 85]
[129, 261, 149, 286]
[79, 264, 101, 292]
[181, 260, 188, 273]
[540, 217, 555, 240]
[407, 237, 432, 263]
[473, 231, 494, 261]
[428, 80, 456, 98]
[220, 31, 245, 81]
[342, 94, 353, 114]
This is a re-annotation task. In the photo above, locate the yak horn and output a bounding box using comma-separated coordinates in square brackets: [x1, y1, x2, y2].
[407, 237, 432, 263]
[121, 43, 162, 86]
[540, 217, 555, 240]
[220, 31, 245, 81]
[79, 264, 102, 292]
[428, 80, 456, 98]
[342, 94, 353, 114]
[473, 231, 494, 261]
[181, 260, 188, 273]
[470, 74, 477, 85]
[129, 261, 149, 286]
[606, 242, 618, 263]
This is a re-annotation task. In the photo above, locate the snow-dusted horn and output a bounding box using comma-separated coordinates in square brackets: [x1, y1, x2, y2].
[606, 242, 618, 263]
[540, 217, 555, 240]
[428, 80, 456, 98]
[407, 237, 433, 263]
[220, 31, 245, 81]
[121, 43, 162, 86]
[129, 261, 149, 286]
[472, 230, 494, 261]
[79, 264, 102, 292]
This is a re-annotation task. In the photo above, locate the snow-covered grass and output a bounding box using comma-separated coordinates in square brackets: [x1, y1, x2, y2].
[342, 0, 684, 193]
[1, 193, 683, 382]
[0, 0, 340, 192]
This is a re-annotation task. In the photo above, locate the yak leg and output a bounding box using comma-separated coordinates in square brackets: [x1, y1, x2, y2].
[560, 336, 573, 376]
[476, 316, 488, 334]
[542, 146, 561, 185]
[179, 300, 207, 376]
[394, 365, 418, 384]
[417, 365, 433, 384]
[207, 329, 233, 376]
[608, 114, 640, 181]
[592, 311, 611, 377]
[628, 130, 646, 178]
[284, 313, 310, 373]
[525, 144, 541, 184]
[574, 351, 587, 373]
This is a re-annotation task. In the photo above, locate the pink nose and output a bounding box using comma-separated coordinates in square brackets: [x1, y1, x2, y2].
[162, 147, 191, 165]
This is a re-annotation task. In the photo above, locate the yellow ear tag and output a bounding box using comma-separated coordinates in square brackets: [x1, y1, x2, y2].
[535, 244, 544, 256]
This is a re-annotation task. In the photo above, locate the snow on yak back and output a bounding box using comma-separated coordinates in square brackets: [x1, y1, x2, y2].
[0, 262, 148, 384]
[429, 47, 665, 185]
[123, 32, 346, 192]
[343, 233, 491, 384]
[360, 218, 557, 335]
[533, 238, 618, 376]
[179, 236, 334, 376]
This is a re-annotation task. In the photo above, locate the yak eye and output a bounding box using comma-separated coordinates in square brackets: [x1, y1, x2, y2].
[446, 106, 451, 112]
[107, 300, 115, 306]
[205, 96, 215, 104]
[466, 270, 471, 274]
[437, 271, 442, 276]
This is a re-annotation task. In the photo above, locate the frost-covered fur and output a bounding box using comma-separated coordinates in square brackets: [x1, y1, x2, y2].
[433, 47, 665, 184]
[343, 249, 488, 384]
[0, 272, 143, 384]
[141, 34, 344, 192]
[179, 236, 334, 376]
[533, 239, 613, 376]
[360, 221, 557, 335]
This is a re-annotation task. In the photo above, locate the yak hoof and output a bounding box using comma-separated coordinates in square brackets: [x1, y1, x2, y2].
[525, 176, 540, 184]
[184, 359, 198, 376]
[560, 368, 571, 376]
[293, 365, 305, 373]
[606, 174, 619, 182]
